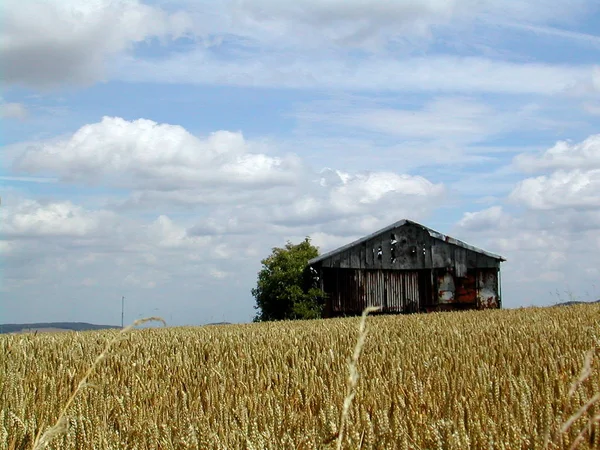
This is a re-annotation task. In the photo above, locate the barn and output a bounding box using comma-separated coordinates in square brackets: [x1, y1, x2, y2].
[308, 219, 505, 317]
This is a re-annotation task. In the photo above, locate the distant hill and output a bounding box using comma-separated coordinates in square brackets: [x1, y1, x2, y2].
[0, 322, 121, 334]
[554, 299, 600, 307]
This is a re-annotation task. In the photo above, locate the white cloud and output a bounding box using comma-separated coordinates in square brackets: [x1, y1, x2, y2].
[14, 116, 303, 191]
[510, 134, 600, 210]
[105, 0, 597, 97]
[209, 268, 228, 279]
[13, 117, 445, 234]
[0, 102, 27, 119]
[584, 103, 600, 115]
[114, 52, 593, 95]
[220, 0, 592, 50]
[1, 0, 193, 88]
[181, 167, 445, 241]
[227, 0, 471, 50]
[329, 171, 442, 213]
[3, 0, 596, 94]
[0, 199, 116, 238]
[145, 215, 210, 249]
[0, 176, 57, 183]
[294, 96, 565, 148]
[514, 134, 600, 172]
[334, 98, 494, 140]
[493, 22, 600, 47]
[510, 170, 600, 210]
[457, 206, 513, 231]
[81, 277, 98, 287]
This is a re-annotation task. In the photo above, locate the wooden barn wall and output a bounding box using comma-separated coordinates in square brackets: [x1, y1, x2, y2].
[320, 266, 500, 315]
[319, 222, 501, 271]
[323, 268, 421, 315]
[320, 222, 432, 270]
[315, 222, 502, 315]
[430, 240, 500, 270]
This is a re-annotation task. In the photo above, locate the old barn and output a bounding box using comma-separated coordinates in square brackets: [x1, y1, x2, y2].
[308, 219, 505, 317]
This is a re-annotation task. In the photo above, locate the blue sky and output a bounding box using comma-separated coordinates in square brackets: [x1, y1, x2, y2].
[1, 0, 600, 326]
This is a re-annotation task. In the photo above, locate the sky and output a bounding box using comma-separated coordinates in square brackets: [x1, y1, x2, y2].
[1, 0, 599, 326]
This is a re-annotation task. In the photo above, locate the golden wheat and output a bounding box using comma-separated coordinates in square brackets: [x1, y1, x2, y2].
[1, 305, 600, 449]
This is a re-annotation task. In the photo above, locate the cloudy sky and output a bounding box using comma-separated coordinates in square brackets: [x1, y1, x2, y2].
[1, 0, 599, 326]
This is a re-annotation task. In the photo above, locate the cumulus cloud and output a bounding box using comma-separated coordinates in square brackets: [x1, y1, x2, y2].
[145, 215, 210, 249]
[510, 135, 600, 210]
[328, 171, 442, 213]
[206, 168, 446, 236]
[457, 206, 513, 231]
[510, 170, 600, 210]
[14, 116, 303, 191]
[514, 134, 600, 172]
[1, 0, 193, 88]
[0, 196, 232, 299]
[12, 116, 445, 235]
[0, 102, 27, 120]
[0, 200, 116, 239]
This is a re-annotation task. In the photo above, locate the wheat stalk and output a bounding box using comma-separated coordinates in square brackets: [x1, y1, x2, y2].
[31, 317, 165, 450]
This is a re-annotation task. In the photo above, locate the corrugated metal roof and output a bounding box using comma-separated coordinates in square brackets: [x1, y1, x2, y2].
[308, 219, 506, 265]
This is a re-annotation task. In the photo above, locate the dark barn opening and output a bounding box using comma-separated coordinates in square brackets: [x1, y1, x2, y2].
[309, 220, 505, 317]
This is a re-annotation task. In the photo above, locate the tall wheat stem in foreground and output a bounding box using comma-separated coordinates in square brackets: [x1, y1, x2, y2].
[31, 317, 166, 450]
[336, 306, 380, 450]
[544, 343, 600, 449]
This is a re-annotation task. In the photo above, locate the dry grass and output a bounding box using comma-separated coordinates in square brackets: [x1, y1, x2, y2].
[1, 304, 600, 449]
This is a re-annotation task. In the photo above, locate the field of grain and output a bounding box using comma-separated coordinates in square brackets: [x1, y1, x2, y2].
[2, 304, 600, 449]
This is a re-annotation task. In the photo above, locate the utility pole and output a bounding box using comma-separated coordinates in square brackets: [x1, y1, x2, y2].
[121, 296, 125, 328]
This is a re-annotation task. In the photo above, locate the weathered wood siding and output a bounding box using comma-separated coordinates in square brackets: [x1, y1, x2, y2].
[323, 268, 421, 315]
[313, 221, 502, 316]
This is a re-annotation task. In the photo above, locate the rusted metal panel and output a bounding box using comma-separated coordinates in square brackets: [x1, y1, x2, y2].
[477, 269, 499, 309]
[455, 272, 477, 304]
[437, 272, 455, 304]
[436, 269, 477, 305]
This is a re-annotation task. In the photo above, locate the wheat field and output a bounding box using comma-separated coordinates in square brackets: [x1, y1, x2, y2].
[2, 304, 600, 449]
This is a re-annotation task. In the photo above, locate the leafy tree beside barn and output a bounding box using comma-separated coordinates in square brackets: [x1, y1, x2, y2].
[252, 237, 326, 322]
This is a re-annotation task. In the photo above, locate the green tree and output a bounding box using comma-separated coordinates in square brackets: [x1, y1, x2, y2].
[252, 237, 326, 322]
